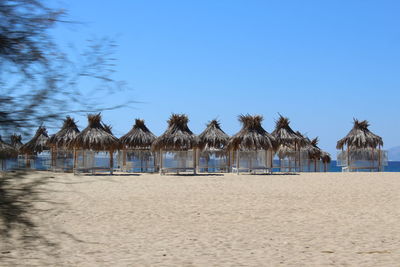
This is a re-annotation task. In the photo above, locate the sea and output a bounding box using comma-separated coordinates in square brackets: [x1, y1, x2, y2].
[3, 156, 400, 172]
[328, 161, 400, 172]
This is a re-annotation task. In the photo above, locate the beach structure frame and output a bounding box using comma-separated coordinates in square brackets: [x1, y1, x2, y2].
[227, 115, 276, 174]
[272, 115, 304, 172]
[119, 119, 157, 173]
[197, 120, 230, 173]
[47, 116, 80, 172]
[19, 126, 51, 170]
[152, 114, 198, 175]
[71, 114, 121, 174]
[336, 119, 387, 172]
[0, 135, 18, 170]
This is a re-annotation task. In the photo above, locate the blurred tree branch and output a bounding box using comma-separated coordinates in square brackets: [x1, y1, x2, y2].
[0, 0, 130, 136]
[0, 0, 130, 256]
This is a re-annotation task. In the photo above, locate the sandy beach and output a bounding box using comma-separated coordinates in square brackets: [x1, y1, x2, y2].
[1, 172, 400, 266]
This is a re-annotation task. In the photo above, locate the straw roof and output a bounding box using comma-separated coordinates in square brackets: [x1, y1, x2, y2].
[152, 114, 197, 151]
[272, 115, 303, 146]
[120, 119, 156, 149]
[336, 119, 383, 149]
[71, 113, 120, 151]
[19, 126, 49, 154]
[320, 151, 331, 163]
[306, 137, 322, 159]
[48, 116, 80, 149]
[227, 115, 276, 151]
[103, 123, 113, 135]
[0, 136, 18, 159]
[198, 120, 230, 151]
[10, 134, 23, 150]
[276, 144, 297, 159]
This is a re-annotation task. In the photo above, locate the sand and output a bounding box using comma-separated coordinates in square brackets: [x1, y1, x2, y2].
[1, 172, 400, 266]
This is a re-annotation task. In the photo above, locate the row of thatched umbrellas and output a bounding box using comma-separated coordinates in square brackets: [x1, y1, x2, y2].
[0, 113, 336, 172]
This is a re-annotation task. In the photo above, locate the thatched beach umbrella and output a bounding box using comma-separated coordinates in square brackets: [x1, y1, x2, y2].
[72, 113, 120, 174]
[272, 116, 303, 146]
[48, 116, 80, 169]
[227, 115, 276, 172]
[0, 136, 18, 170]
[320, 151, 331, 172]
[48, 116, 80, 149]
[10, 134, 23, 150]
[198, 120, 230, 172]
[19, 126, 49, 154]
[103, 123, 113, 135]
[19, 126, 50, 168]
[301, 137, 322, 172]
[272, 115, 304, 171]
[336, 119, 383, 170]
[120, 119, 156, 149]
[337, 119, 383, 149]
[120, 119, 156, 171]
[198, 119, 229, 151]
[152, 114, 198, 174]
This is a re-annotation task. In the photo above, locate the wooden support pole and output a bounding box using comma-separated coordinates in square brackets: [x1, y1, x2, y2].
[122, 149, 127, 171]
[73, 149, 77, 171]
[159, 149, 163, 174]
[270, 149, 274, 172]
[236, 150, 240, 175]
[314, 159, 317, 172]
[193, 148, 197, 175]
[109, 150, 114, 175]
[378, 145, 382, 172]
[25, 153, 30, 168]
[227, 150, 231, 173]
[347, 146, 350, 172]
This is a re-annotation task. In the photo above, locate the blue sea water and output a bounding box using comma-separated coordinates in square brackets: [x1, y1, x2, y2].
[329, 161, 400, 172]
[3, 157, 400, 172]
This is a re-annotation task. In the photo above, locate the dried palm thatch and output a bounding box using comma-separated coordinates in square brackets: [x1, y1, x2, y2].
[152, 114, 197, 151]
[320, 151, 331, 163]
[48, 116, 80, 149]
[336, 119, 383, 149]
[272, 115, 303, 146]
[10, 134, 23, 150]
[19, 126, 49, 154]
[303, 137, 322, 159]
[120, 119, 156, 149]
[102, 123, 113, 135]
[0, 135, 18, 159]
[227, 115, 276, 151]
[198, 120, 229, 151]
[275, 131, 313, 159]
[72, 113, 120, 151]
[276, 144, 297, 159]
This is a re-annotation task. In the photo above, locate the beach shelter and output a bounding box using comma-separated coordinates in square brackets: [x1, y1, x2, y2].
[119, 119, 156, 172]
[197, 120, 230, 172]
[10, 134, 24, 169]
[152, 114, 198, 174]
[10, 134, 23, 150]
[0, 136, 18, 170]
[47, 116, 80, 171]
[320, 151, 331, 172]
[19, 126, 50, 169]
[71, 113, 120, 174]
[227, 115, 276, 174]
[300, 136, 322, 172]
[271, 115, 304, 172]
[336, 119, 386, 171]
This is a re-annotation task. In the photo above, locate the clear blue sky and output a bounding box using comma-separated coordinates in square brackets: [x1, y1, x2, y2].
[51, 0, 400, 155]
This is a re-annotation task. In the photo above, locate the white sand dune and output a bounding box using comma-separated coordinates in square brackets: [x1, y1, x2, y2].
[1, 172, 400, 266]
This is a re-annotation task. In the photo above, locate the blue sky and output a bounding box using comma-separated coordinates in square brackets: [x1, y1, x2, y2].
[51, 0, 400, 155]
